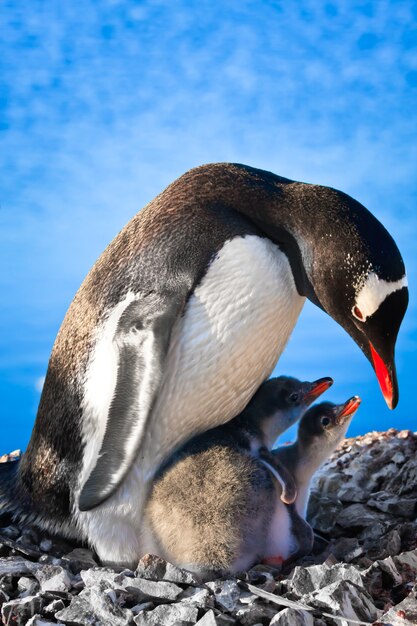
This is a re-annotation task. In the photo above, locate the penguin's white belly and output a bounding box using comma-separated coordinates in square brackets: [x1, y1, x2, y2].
[76, 235, 305, 566]
[264, 497, 294, 562]
[143, 235, 305, 472]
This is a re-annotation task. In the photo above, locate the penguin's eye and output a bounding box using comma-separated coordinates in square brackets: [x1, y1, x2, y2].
[352, 305, 364, 321]
[289, 392, 300, 404]
[321, 416, 331, 427]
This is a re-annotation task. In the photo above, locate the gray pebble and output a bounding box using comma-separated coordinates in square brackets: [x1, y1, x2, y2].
[206, 580, 241, 612]
[136, 553, 201, 585]
[1, 594, 44, 626]
[39, 539, 53, 553]
[133, 602, 199, 625]
[35, 564, 72, 593]
[55, 584, 134, 626]
[269, 608, 314, 626]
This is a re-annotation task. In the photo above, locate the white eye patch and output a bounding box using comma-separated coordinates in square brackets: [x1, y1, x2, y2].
[354, 272, 407, 321]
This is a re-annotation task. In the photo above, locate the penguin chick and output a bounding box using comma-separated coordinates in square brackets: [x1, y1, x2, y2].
[157, 375, 332, 504]
[143, 375, 332, 577]
[263, 396, 361, 567]
[211, 375, 333, 504]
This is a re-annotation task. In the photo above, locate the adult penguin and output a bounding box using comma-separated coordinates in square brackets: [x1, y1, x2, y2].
[5, 163, 408, 566]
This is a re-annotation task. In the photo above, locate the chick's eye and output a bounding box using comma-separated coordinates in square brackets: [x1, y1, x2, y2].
[321, 416, 331, 427]
[352, 305, 364, 321]
[289, 392, 299, 403]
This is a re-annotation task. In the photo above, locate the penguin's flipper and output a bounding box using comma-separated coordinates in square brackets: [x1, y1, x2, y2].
[78, 292, 183, 512]
[258, 448, 297, 504]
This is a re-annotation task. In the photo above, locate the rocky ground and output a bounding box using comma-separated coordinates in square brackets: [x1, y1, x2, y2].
[0, 428, 416, 626]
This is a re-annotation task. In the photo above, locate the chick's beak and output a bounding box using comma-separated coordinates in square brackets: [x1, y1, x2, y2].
[335, 396, 361, 423]
[304, 377, 333, 403]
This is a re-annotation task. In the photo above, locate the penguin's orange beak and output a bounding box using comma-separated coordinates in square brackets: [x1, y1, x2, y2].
[336, 396, 361, 423]
[369, 343, 396, 410]
[304, 377, 333, 402]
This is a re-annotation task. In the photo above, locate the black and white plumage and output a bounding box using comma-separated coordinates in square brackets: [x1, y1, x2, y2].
[143, 375, 333, 577]
[264, 396, 361, 567]
[1, 163, 408, 566]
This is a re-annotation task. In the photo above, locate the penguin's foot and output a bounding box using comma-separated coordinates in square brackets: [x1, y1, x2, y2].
[261, 555, 284, 566]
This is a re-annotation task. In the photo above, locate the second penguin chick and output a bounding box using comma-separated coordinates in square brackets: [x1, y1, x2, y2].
[204, 375, 333, 503]
[143, 375, 332, 576]
[263, 396, 361, 567]
[157, 375, 332, 504]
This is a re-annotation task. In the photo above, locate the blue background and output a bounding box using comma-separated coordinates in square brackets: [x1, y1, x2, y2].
[1, 0, 416, 452]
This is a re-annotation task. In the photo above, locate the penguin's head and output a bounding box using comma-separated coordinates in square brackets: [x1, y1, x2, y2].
[298, 187, 408, 410]
[253, 375, 333, 446]
[298, 396, 361, 452]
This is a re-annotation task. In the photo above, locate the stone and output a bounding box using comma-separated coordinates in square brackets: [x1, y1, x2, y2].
[365, 528, 402, 560]
[0, 556, 41, 576]
[136, 553, 201, 585]
[196, 610, 220, 625]
[104, 587, 118, 603]
[0, 588, 9, 605]
[39, 539, 53, 552]
[367, 492, 416, 518]
[195, 610, 237, 625]
[131, 601, 155, 614]
[244, 583, 313, 612]
[244, 565, 277, 591]
[1, 594, 44, 626]
[234, 601, 277, 625]
[133, 602, 199, 625]
[1, 430, 417, 626]
[17, 575, 40, 597]
[359, 520, 391, 543]
[62, 547, 98, 573]
[206, 580, 241, 612]
[26, 617, 64, 626]
[179, 586, 211, 607]
[81, 567, 183, 603]
[38, 554, 62, 566]
[119, 568, 135, 577]
[79, 567, 116, 587]
[310, 580, 380, 623]
[289, 563, 329, 596]
[375, 556, 403, 585]
[379, 584, 417, 625]
[35, 564, 72, 592]
[399, 521, 417, 552]
[269, 607, 314, 625]
[213, 613, 237, 625]
[331, 537, 364, 562]
[306, 494, 343, 534]
[337, 485, 368, 502]
[393, 548, 417, 580]
[336, 503, 390, 529]
[0, 525, 20, 539]
[385, 458, 417, 496]
[361, 557, 402, 603]
[0, 450, 21, 463]
[43, 598, 66, 614]
[26, 617, 62, 626]
[123, 575, 184, 603]
[0, 535, 42, 559]
[55, 584, 134, 626]
[18, 528, 40, 546]
[289, 562, 363, 596]
[236, 590, 259, 605]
